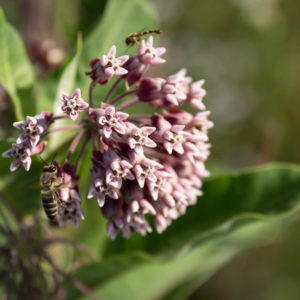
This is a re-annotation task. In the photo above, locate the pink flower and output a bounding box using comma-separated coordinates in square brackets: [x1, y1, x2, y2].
[128, 126, 156, 154]
[100, 46, 129, 77]
[106, 158, 135, 189]
[162, 69, 190, 106]
[133, 158, 163, 188]
[163, 125, 190, 154]
[188, 80, 207, 110]
[2, 143, 32, 171]
[147, 170, 171, 201]
[122, 54, 148, 88]
[138, 36, 166, 65]
[137, 77, 164, 104]
[60, 88, 89, 120]
[163, 108, 193, 125]
[55, 163, 85, 228]
[13, 116, 44, 147]
[103, 196, 153, 239]
[155, 214, 168, 234]
[86, 59, 110, 85]
[88, 178, 119, 207]
[98, 104, 128, 138]
[13, 112, 52, 147]
[58, 199, 84, 229]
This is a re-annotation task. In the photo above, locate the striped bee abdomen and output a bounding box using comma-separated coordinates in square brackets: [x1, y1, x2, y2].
[41, 190, 58, 220]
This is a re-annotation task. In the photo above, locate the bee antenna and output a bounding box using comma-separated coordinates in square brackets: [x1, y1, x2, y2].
[39, 156, 48, 165]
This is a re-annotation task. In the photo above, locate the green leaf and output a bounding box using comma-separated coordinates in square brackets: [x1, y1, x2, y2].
[65, 253, 152, 300]
[46, 34, 83, 153]
[64, 164, 300, 300]
[0, 7, 35, 120]
[39, 0, 157, 114]
[0, 140, 41, 216]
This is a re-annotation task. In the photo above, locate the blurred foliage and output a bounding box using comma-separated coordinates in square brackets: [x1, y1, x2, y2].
[153, 0, 300, 172]
[0, 0, 300, 299]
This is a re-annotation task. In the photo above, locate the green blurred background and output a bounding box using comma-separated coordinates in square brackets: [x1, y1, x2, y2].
[1, 0, 300, 299]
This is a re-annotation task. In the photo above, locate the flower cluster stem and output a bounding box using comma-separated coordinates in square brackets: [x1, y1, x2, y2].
[117, 97, 139, 111]
[66, 131, 85, 162]
[43, 125, 83, 137]
[74, 134, 90, 173]
[103, 77, 122, 103]
[110, 89, 137, 105]
[89, 82, 96, 107]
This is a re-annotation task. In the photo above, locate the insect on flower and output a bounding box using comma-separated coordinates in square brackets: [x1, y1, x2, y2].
[40, 163, 65, 224]
[125, 29, 163, 47]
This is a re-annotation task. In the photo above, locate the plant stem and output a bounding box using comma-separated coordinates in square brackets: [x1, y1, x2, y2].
[52, 116, 69, 121]
[117, 97, 139, 111]
[66, 131, 85, 162]
[89, 81, 96, 107]
[110, 89, 137, 105]
[74, 134, 90, 173]
[43, 125, 83, 137]
[43, 237, 98, 261]
[42, 253, 102, 300]
[103, 77, 122, 103]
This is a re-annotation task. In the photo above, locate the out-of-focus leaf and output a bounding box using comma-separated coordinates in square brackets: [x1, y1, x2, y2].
[0, 7, 35, 120]
[77, 215, 297, 300]
[46, 34, 83, 153]
[39, 0, 157, 114]
[0, 140, 41, 216]
[65, 253, 152, 300]
[77, 0, 158, 100]
[64, 164, 300, 300]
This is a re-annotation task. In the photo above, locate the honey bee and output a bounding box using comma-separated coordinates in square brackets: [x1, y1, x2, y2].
[125, 29, 163, 47]
[40, 164, 64, 223]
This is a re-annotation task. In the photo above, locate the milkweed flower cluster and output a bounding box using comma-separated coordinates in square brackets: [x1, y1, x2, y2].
[2, 36, 213, 238]
[2, 112, 52, 171]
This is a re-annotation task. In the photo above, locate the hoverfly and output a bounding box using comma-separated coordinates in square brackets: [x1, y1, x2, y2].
[125, 29, 163, 47]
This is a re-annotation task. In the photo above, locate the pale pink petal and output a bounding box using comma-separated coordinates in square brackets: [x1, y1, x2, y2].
[10, 160, 21, 172]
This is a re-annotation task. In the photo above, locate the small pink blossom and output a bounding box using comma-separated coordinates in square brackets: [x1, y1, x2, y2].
[100, 46, 129, 77]
[137, 77, 164, 104]
[147, 170, 171, 201]
[60, 88, 89, 120]
[122, 54, 148, 88]
[163, 108, 193, 125]
[162, 69, 191, 106]
[128, 126, 156, 154]
[155, 214, 168, 234]
[86, 59, 110, 85]
[138, 36, 166, 65]
[2, 143, 32, 171]
[13, 116, 44, 147]
[106, 159, 135, 189]
[188, 80, 207, 110]
[88, 178, 119, 207]
[133, 158, 163, 188]
[139, 199, 156, 215]
[163, 125, 190, 154]
[98, 104, 128, 138]
[58, 199, 84, 229]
